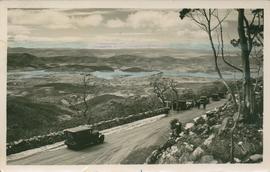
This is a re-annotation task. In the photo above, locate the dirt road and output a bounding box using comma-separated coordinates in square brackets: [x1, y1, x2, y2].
[7, 100, 225, 165]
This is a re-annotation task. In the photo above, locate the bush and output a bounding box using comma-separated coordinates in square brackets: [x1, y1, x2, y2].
[170, 118, 182, 138]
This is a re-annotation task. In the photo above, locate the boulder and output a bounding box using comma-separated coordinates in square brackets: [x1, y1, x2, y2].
[194, 124, 207, 135]
[179, 152, 191, 163]
[210, 124, 221, 134]
[192, 147, 205, 160]
[194, 116, 205, 125]
[249, 154, 263, 162]
[170, 145, 179, 155]
[183, 142, 194, 152]
[167, 156, 179, 164]
[185, 122, 195, 130]
[203, 134, 215, 147]
[207, 117, 217, 126]
[146, 150, 160, 164]
[188, 137, 203, 148]
[234, 157, 241, 163]
[199, 155, 218, 164]
[206, 111, 215, 118]
[201, 114, 208, 120]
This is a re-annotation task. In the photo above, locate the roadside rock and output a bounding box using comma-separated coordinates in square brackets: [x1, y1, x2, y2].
[207, 117, 217, 126]
[166, 156, 179, 164]
[234, 157, 241, 163]
[179, 152, 191, 163]
[185, 122, 195, 130]
[194, 116, 205, 125]
[249, 154, 263, 163]
[206, 111, 215, 118]
[146, 100, 263, 164]
[183, 142, 194, 152]
[192, 147, 205, 160]
[145, 150, 160, 164]
[203, 134, 215, 147]
[210, 124, 221, 134]
[199, 155, 218, 164]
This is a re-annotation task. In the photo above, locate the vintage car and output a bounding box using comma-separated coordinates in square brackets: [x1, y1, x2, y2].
[186, 99, 195, 109]
[218, 92, 226, 99]
[211, 94, 220, 101]
[199, 96, 210, 104]
[172, 100, 187, 111]
[64, 126, 104, 150]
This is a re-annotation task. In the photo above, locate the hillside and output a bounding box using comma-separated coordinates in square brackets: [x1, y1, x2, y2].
[7, 53, 45, 69]
[7, 96, 72, 142]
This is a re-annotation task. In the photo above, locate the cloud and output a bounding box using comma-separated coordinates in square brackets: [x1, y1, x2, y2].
[72, 14, 103, 27]
[9, 9, 73, 29]
[8, 9, 104, 29]
[103, 10, 181, 30]
[8, 9, 239, 49]
[104, 10, 202, 33]
[126, 10, 179, 30]
[106, 18, 126, 28]
[10, 34, 83, 43]
[8, 25, 32, 35]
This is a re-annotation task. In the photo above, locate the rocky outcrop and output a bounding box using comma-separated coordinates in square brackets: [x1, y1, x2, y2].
[146, 101, 263, 164]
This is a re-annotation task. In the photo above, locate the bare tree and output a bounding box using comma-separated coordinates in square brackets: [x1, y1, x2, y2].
[150, 76, 170, 106]
[66, 74, 98, 124]
[179, 9, 238, 107]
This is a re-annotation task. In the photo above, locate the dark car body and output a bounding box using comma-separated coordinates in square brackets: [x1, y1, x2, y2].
[211, 94, 220, 101]
[200, 96, 209, 104]
[172, 100, 187, 111]
[218, 92, 226, 99]
[64, 126, 104, 150]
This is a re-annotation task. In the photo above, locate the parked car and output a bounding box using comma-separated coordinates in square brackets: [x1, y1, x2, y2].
[178, 100, 187, 110]
[200, 96, 209, 104]
[64, 126, 104, 150]
[211, 94, 220, 101]
[218, 92, 226, 99]
[186, 99, 195, 109]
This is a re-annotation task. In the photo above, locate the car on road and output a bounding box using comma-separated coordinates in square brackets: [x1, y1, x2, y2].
[218, 92, 226, 99]
[200, 96, 209, 104]
[211, 94, 220, 101]
[64, 126, 104, 150]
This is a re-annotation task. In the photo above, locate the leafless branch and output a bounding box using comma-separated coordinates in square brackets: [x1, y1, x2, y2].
[189, 13, 208, 31]
[213, 11, 243, 73]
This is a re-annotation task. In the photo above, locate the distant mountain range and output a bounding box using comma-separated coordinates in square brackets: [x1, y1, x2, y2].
[7, 47, 244, 73]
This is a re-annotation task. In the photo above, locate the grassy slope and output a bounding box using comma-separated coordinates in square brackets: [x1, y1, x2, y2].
[7, 96, 71, 142]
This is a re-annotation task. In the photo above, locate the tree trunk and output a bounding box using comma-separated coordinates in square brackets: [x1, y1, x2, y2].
[238, 9, 255, 123]
[207, 28, 238, 108]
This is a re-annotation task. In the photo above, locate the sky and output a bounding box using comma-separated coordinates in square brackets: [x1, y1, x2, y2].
[8, 8, 241, 50]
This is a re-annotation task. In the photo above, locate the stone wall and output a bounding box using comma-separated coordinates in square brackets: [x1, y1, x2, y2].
[7, 107, 170, 155]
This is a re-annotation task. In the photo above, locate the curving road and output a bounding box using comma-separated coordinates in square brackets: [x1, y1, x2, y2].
[7, 100, 225, 165]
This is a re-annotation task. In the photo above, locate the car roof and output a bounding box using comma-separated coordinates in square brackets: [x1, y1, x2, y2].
[64, 125, 92, 133]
